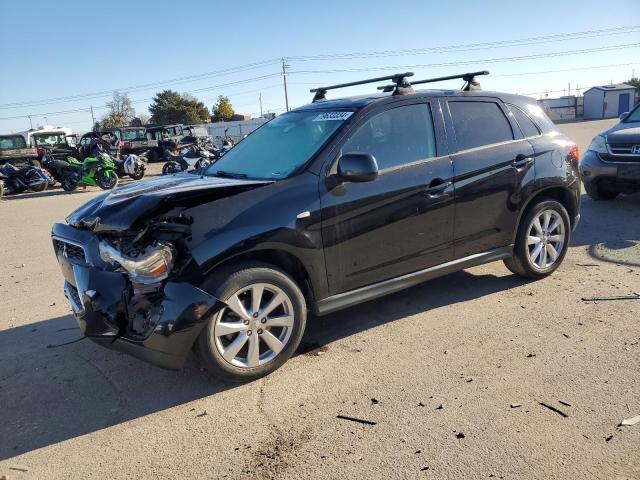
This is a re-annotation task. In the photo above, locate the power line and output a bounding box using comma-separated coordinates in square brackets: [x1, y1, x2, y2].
[289, 43, 640, 75]
[288, 25, 640, 61]
[0, 59, 281, 109]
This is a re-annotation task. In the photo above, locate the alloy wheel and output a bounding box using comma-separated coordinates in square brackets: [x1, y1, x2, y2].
[213, 283, 295, 368]
[526, 209, 566, 270]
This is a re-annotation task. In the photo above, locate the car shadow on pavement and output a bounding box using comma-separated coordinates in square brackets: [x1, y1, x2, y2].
[1, 189, 85, 201]
[0, 268, 528, 460]
[571, 192, 640, 267]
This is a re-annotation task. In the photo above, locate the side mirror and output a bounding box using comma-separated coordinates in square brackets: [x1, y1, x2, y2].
[337, 152, 378, 183]
[620, 112, 629, 121]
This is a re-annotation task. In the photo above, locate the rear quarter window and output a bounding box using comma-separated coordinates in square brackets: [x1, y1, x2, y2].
[519, 103, 558, 134]
[507, 104, 541, 137]
[448, 101, 514, 151]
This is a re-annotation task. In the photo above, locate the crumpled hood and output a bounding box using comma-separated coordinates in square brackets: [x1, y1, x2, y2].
[66, 172, 272, 233]
[604, 125, 640, 144]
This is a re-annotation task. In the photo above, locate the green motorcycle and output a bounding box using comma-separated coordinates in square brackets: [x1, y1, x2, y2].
[61, 153, 118, 192]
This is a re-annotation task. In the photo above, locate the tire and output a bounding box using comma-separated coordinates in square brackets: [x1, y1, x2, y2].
[162, 162, 181, 175]
[96, 169, 118, 190]
[62, 175, 78, 192]
[196, 262, 307, 383]
[129, 164, 145, 180]
[584, 181, 619, 201]
[29, 181, 47, 192]
[503, 198, 571, 279]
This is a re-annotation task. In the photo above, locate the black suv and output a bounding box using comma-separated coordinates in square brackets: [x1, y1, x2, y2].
[52, 71, 581, 382]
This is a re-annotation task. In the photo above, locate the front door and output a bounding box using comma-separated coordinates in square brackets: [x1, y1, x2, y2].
[320, 101, 455, 294]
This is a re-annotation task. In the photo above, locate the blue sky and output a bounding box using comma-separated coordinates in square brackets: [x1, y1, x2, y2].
[0, 0, 638, 133]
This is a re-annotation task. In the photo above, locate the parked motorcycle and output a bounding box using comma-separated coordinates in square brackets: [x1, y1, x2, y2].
[61, 153, 118, 192]
[41, 153, 74, 185]
[0, 163, 52, 195]
[162, 144, 215, 175]
[115, 151, 147, 180]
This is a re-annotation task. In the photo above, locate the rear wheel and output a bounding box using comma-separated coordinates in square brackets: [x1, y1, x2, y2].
[129, 164, 145, 180]
[504, 199, 571, 279]
[584, 181, 619, 201]
[29, 180, 47, 192]
[62, 174, 78, 192]
[196, 262, 307, 382]
[162, 162, 182, 175]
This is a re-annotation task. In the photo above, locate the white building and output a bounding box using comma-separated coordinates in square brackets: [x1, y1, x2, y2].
[583, 84, 636, 120]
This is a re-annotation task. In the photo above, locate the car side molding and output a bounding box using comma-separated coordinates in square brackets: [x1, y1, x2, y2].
[315, 245, 514, 315]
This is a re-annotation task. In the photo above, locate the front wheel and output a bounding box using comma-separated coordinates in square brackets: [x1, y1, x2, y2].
[129, 164, 145, 180]
[584, 181, 619, 201]
[162, 161, 182, 175]
[196, 262, 307, 382]
[29, 180, 47, 192]
[504, 199, 571, 279]
[62, 174, 79, 192]
[96, 169, 118, 190]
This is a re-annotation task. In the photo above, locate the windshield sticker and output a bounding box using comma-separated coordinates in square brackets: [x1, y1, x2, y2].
[313, 111, 353, 122]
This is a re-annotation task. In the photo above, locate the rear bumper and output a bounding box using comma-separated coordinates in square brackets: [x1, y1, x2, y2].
[53, 222, 223, 370]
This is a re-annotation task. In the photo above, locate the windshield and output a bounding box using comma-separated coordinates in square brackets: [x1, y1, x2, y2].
[121, 128, 146, 141]
[206, 110, 353, 180]
[624, 105, 640, 123]
[33, 133, 66, 147]
[0, 136, 27, 150]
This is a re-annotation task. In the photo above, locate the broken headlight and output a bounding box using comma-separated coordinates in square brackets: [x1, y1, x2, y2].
[99, 240, 175, 294]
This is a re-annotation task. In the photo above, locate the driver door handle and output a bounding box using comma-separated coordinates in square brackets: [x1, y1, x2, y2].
[512, 154, 533, 168]
[423, 181, 452, 197]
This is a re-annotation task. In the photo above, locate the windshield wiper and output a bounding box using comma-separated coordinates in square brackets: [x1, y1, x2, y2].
[214, 170, 248, 179]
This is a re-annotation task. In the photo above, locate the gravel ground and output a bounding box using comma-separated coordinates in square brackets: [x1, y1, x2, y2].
[1, 119, 639, 479]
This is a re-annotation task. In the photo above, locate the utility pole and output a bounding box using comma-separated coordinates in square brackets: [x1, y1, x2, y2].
[281, 58, 289, 112]
[90, 105, 95, 126]
[259, 93, 263, 117]
[27, 115, 33, 129]
[568, 82, 571, 97]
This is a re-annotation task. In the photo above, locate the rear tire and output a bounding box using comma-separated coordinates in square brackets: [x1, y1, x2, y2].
[162, 162, 181, 175]
[129, 164, 145, 180]
[584, 181, 619, 201]
[62, 174, 79, 192]
[504, 198, 571, 279]
[196, 262, 307, 383]
[30, 181, 47, 192]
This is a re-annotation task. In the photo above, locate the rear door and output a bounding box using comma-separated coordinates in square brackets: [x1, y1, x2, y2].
[320, 99, 455, 294]
[442, 97, 535, 258]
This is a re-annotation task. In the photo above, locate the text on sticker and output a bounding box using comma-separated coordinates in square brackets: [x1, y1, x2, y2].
[313, 112, 354, 121]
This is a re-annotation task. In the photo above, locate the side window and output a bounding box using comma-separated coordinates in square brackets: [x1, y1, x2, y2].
[448, 101, 514, 151]
[507, 104, 541, 137]
[342, 103, 437, 170]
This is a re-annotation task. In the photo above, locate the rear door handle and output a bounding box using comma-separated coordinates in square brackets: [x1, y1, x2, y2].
[512, 154, 533, 168]
[423, 181, 452, 196]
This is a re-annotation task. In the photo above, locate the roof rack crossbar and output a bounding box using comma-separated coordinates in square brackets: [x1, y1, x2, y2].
[310, 72, 414, 102]
[377, 70, 489, 92]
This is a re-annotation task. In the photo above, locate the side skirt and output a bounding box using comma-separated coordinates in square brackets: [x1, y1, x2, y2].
[315, 245, 514, 316]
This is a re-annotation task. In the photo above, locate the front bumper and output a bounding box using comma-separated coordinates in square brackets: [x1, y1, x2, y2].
[53, 222, 223, 370]
[580, 150, 640, 192]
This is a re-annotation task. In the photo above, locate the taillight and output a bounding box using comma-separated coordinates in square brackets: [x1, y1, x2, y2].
[568, 143, 579, 168]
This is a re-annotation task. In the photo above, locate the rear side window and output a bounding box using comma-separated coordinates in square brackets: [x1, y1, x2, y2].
[448, 101, 513, 151]
[520, 103, 558, 133]
[342, 103, 437, 170]
[507, 104, 541, 137]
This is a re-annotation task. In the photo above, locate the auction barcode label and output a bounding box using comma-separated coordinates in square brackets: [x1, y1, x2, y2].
[313, 111, 354, 121]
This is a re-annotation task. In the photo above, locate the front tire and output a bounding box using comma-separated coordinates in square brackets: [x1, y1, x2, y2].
[162, 162, 182, 175]
[196, 262, 307, 383]
[504, 198, 571, 279]
[96, 169, 118, 190]
[584, 181, 619, 201]
[129, 164, 145, 180]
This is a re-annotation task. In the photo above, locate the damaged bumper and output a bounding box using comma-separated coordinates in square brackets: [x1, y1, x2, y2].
[53, 223, 222, 370]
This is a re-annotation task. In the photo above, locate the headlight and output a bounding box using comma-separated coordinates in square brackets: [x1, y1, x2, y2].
[587, 135, 607, 154]
[99, 240, 175, 293]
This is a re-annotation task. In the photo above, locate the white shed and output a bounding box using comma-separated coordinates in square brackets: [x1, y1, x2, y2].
[583, 84, 636, 120]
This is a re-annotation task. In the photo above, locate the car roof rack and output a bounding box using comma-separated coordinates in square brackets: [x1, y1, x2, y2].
[377, 70, 489, 92]
[310, 72, 414, 102]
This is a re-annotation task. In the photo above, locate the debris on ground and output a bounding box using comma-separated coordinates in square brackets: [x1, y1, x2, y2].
[581, 293, 640, 302]
[538, 402, 569, 418]
[456, 432, 466, 439]
[527, 353, 536, 358]
[562, 333, 570, 338]
[46, 337, 86, 348]
[605, 435, 614, 442]
[558, 400, 572, 407]
[9, 466, 28, 472]
[436, 404, 444, 410]
[418, 402, 425, 407]
[576, 263, 599, 267]
[196, 410, 208, 417]
[0, 474, 9, 480]
[370, 398, 379, 405]
[511, 403, 522, 408]
[336, 415, 377, 426]
[619, 414, 640, 426]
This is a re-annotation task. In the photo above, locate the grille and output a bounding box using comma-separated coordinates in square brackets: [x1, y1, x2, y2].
[53, 238, 86, 262]
[605, 143, 640, 162]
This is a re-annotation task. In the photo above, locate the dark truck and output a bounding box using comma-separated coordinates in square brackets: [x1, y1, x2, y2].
[145, 124, 184, 161]
[79, 127, 157, 158]
[0, 134, 40, 167]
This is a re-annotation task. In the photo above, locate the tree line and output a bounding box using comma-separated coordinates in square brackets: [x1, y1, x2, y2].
[98, 91, 236, 129]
